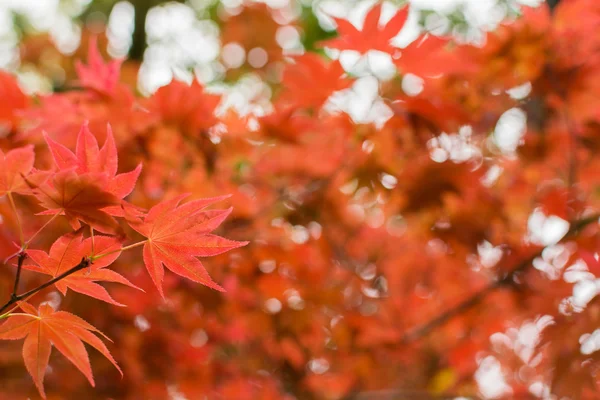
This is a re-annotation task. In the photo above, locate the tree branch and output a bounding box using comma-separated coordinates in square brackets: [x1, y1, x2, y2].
[11, 252, 27, 300]
[0, 257, 91, 315]
[403, 213, 600, 343]
[546, 0, 561, 13]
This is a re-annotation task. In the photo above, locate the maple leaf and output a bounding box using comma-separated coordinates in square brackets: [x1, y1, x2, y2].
[279, 54, 352, 109]
[393, 34, 475, 77]
[0, 302, 120, 399]
[44, 122, 142, 215]
[149, 79, 221, 134]
[29, 169, 122, 234]
[126, 194, 248, 297]
[318, 3, 409, 55]
[75, 36, 123, 95]
[0, 145, 35, 197]
[0, 70, 28, 133]
[24, 232, 140, 306]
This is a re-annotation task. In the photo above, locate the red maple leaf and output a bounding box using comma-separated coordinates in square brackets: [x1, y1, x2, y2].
[75, 36, 123, 95]
[318, 3, 409, 55]
[44, 122, 141, 215]
[29, 169, 122, 234]
[279, 54, 351, 109]
[0, 70, 28, 133]
[126, 194, 248, 297]
[24, 232, 140, 306]
[0, 145, 35, 197]
[148, 79, 221, 134]
[0, 302, 120, 399]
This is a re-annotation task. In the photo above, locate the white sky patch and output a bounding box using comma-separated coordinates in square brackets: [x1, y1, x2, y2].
[490, 315, 555, 376]
[532, 244, 572, 280]
[506, 81, 532, 100]
[563, 259, 596, 283]
[475, 355, 512, 399]
[527, 208, 569, 247]
[572, 279, 600, 310]
[481, 165, 503, 187]
[580, 329, 600, 355]
[401, 73, 424, 96]
[107, 1, 135, 57]
[493, 107, 527, 154]
[478, 240, 503, 268]
[264, 298, 282, 314]
[428, 125, 481, 163]
[560, 254, 600, 314]
[327, 75, 393, 127]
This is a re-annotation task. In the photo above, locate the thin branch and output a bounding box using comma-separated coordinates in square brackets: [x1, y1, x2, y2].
[11, 252, 27, 300]
[0, 257, 90, 315]
[403, 213, 600, 343]
[25, 213, 60, 247]
[546, 0, 561, 13]
[563, 108, 579, 190]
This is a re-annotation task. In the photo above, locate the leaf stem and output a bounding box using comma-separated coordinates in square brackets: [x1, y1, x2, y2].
[25, 213, 60, 247]
[90, 226, 95, 256]
[5, 313, 38, 319]
[7, 192, 24, 246]
[91, 240, 147, 261]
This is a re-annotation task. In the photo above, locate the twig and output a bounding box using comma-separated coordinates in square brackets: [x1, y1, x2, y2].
[563, 108, 579, 190]
[0, 257, 90, 315]
[546, 0, 561, 13]
[11, 252, 27, 300]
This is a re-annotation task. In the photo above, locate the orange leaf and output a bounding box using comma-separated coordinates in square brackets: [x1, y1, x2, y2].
[0, 302, 120, 399]
[127, 194, 248, 297]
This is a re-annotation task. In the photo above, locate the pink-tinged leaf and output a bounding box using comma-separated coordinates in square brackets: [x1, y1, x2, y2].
[75, 37, 123, 95]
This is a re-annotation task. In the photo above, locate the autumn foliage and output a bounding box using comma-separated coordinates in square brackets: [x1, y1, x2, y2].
[2, 0, 600, 399]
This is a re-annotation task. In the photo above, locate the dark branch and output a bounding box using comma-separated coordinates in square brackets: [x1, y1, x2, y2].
[128, 0, 187, 61]
[546, 0, 561, 13]
[128, 0, 152, 61]
[0, 257, 90, 315]
[11, 252, 27, 300]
